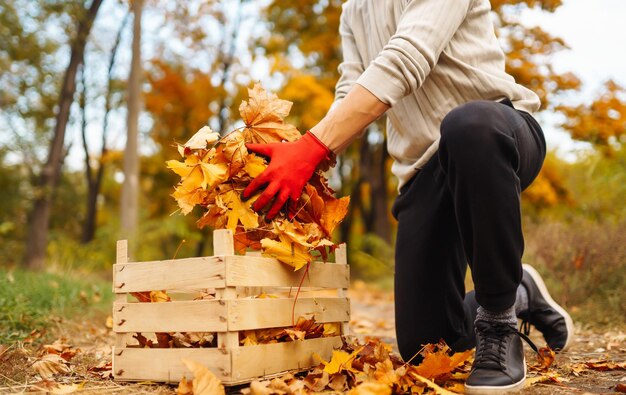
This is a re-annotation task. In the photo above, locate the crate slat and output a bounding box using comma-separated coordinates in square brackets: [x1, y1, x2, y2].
[229, 336, 342, 383]
[112, 347, 231, 382]
[113, 300, 228, 333]
[113, 256, 225, 293]
[225, 255, 349, 288]
[228, 297, 349, 331]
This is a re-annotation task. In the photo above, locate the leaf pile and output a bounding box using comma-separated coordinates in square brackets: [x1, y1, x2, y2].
[244, 339, 474, 395]
[167, 84, 349, 270]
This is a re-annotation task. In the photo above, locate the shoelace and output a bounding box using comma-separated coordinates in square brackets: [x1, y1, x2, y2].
[474, 322, 539, 371]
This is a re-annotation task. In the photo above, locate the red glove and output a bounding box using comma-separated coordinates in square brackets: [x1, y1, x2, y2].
[243, 132, 332, 220]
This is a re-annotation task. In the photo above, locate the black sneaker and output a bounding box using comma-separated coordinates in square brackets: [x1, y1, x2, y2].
[519, 264, 574, 351]
[465, 321, 529, 394]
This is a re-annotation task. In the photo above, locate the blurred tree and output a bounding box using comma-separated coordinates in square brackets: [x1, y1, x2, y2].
[559, 80, 626, 154]
[80, 11, 130, 244]
[23, 0, 104, 270]
[120, 0, 143, 247]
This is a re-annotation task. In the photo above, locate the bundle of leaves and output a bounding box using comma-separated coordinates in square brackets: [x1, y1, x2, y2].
[167, 84, 349, 270]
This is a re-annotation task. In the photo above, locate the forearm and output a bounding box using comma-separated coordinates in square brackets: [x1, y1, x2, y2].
[310, 84, 390, 153]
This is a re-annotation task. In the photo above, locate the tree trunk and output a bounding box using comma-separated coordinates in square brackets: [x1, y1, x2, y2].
[369, 142, 392, 242]
[23, 0, 104, 270]
[120, 0, 143, 246]
[81, 12, 129, 244]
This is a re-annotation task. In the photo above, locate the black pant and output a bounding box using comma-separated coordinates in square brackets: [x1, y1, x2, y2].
[391, 99, 546, 360]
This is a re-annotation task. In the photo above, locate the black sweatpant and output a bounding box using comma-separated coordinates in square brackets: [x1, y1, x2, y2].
[391, 99, 546, 360]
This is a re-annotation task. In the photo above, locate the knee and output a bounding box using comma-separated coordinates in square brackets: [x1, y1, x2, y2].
[440, 101, 503, 152]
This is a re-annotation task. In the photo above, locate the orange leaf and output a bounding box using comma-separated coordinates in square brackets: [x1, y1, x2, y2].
[239, 83, 301, 144]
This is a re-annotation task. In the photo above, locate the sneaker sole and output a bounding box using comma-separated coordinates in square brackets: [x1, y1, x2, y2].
[464, 360, 527, 394]
[522, 263, 575, 351]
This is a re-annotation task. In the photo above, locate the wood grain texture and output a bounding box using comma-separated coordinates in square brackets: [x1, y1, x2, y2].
[112, 300, 228, 332]
[225, 256, 349, 288]
[230, 336, 343, 382]
[227, 297, 349, 330]
[113, 256, 225, 293]
[113, 347, 231, 382]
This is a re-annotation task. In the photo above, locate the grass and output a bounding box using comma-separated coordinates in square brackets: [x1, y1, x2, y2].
[0, 268, 113, 345]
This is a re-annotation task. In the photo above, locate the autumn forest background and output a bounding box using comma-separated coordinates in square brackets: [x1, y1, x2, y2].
[1, 0, 625, 346]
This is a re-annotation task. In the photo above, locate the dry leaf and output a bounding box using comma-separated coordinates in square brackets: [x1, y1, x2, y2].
[261, 237, 312, 271]
[530, 346, 556, 372]
[347, 381, 392, 395]
[414, 342, 473, 380]
[179, 126, 220, 155]
[150, 290, 171, 303]
[239, 84, 301, 144]
[177, 375, 194, 395]
[181, 358, 226, 395]
[320, 348, 363, 375]
[32, 354, 71, 379]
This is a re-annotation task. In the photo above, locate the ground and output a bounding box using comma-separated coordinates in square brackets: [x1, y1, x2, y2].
[1, 282, 624, 394]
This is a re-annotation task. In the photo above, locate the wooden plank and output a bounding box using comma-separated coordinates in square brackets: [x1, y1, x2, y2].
[216, 287, 239, 351]
[230, 336, 342, 383]
[114, 241, 129, 349]
[213, 229, 234, 256]
[227, 298, 350, 331]
[334, 243, 350, 337]
[113, 348, 231, 383]
[225, 256, 350, 288]
[112, 300, 227, 333]
[113, 256, 226, 293]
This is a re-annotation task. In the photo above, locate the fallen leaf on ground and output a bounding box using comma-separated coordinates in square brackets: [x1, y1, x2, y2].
[584, 359, 626, 371]
[88, 360, 113, 379]
[530, 346, 556, 372]
[181, 358, 225, 395]
[32, 353, 71, 379]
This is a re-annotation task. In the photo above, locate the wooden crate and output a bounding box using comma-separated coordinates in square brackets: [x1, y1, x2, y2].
[112, 229, 350, 385]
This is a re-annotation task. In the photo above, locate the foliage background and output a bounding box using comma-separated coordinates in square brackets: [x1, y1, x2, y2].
[0, 0, 624, 335]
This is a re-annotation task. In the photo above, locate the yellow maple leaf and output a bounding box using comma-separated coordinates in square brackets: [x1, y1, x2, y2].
[318, 347, 363, 375]
[323, 322, 341, 336]
[181, 359, 225, 395]
[222, 189, 259, 231]
[222, 131, 247, 171]
[199, 162, 228, 189]
[172, 186, 207, 215]
[260, 237, 312, 270]
[244, 153, 267, 178]
[241, 330, 258, 346]
[149, 290, 170, 303]
[239, 84, 301, 144]
[274, 219, 314, 249]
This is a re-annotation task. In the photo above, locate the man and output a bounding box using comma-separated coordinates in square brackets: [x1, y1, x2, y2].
[243, 0, 574, 393]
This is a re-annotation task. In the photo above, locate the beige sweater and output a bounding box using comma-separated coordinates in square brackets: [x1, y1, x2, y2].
[334, 0, 541, 188]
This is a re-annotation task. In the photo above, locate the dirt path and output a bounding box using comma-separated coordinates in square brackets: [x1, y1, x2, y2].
[348, 282, 626, 394]
[1, 283, 624, 394]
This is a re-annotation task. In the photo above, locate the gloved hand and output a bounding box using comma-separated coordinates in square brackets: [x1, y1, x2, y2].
[243, 131, 332, 220]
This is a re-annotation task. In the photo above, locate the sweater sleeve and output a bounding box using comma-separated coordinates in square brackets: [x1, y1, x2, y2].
[331, 3, 366, 111]
[357, 0, 471, 106]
